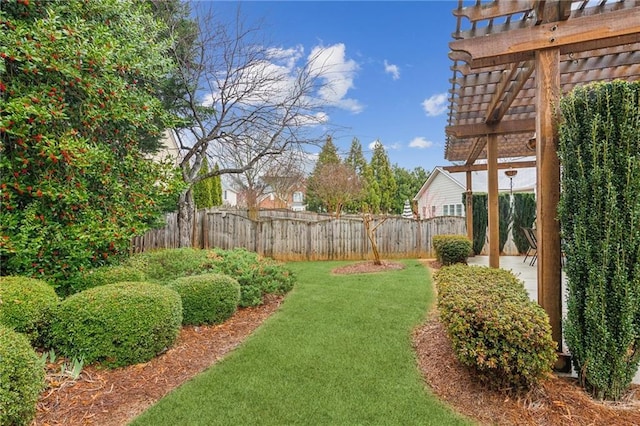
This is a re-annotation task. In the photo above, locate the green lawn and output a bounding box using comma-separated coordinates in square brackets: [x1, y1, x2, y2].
[130, 260, 472, 426]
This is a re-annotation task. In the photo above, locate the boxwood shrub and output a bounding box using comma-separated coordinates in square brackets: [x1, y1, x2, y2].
[435, 264, 556, 391]
[0, 325, 45, 426]
[432, 235, 473, 265]
[125, 248, 213, 284]
[0, 276, 59, 346]
[205, 248, 296, 307]
[49, 282, 182, 368]
[73, 265, 147, 293]
[168, 274, 241, 326]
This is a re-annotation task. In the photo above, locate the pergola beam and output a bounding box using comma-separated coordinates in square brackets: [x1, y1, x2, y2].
[443, 160, 537, 173]
[446, 118, 536, 138]
[450, 7, 640, 68]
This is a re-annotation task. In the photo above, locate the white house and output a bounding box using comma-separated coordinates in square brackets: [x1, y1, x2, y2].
[414, 165, 537, 219]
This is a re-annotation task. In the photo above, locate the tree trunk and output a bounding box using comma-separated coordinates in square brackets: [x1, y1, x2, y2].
[178, 188, 195, 248]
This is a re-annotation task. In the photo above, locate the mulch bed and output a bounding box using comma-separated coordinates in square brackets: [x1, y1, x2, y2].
[35, 295, 284, 426]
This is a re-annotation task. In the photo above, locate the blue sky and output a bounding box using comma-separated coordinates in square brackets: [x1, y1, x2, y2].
[205, 1, 458, 173]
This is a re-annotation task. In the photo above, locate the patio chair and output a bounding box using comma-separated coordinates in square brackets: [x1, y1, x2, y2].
[521, 227, 538, 266]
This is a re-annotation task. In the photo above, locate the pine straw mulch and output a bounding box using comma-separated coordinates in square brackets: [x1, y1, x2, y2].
[416, 259, 640, 426]
[34, 294, 284, 426]
[33, 260, 640, 426]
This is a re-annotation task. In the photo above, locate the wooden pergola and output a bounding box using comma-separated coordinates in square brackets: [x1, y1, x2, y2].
[445, 0, 640, 360]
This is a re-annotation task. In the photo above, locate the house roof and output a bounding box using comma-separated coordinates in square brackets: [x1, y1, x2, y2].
[414, 164, 537, 200]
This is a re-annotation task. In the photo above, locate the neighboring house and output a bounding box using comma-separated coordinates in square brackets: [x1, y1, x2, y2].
[414, 165, 537, 220]
[149, 130, 181, 167]
[254, 185, 306, 211]
[221, 177, 238, 207]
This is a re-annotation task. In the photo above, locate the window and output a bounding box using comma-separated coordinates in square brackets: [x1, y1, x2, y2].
[456, 204, 463, 216]
[223, 190, 228, 200]
[431, 206, 436, 217]
[443, 205, 449, 216]
[293, 191, 303, 203]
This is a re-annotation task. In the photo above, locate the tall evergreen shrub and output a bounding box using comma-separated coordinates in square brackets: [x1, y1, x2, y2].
[498, 193, 512, 253]
[463, 193, 488, 255]
[558, 80, 640, 400]
[513, 193, 537, 254]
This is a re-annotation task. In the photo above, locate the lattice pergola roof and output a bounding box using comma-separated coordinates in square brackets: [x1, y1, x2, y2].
[445, 0, 640, 164]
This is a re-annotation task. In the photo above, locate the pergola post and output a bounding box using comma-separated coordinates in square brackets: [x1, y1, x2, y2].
[535, 47, 563, 352]
[487, 134, 499, 268]
[465, 171, 473, 242]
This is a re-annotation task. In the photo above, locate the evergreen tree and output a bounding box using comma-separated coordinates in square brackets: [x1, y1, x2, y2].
[211, 163, 222, 206]
[344, 138, 368, 213]
[306, 136, 341, 212]
[392, 165, 429, 214]
[370, 141, 397, 213]
[193, 158, 214, 208]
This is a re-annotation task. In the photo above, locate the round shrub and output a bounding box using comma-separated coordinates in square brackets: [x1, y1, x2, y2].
[0, 325, 45, 426]
[432, 235, 473, 265]
[49, 282, 182, 368]
[73, 265, 147, 293]
[0, 276, 59, 346]
[168, 274, 241, 326]
[436, 265, 556, 391]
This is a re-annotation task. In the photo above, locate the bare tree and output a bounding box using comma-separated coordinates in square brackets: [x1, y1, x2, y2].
[164, 5, 331, 246]
[306, 163, 363, 218]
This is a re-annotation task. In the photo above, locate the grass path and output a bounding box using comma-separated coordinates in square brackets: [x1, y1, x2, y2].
[130, 260, 472, 425]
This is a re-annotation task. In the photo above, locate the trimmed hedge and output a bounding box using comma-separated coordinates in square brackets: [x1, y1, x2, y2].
[0, 325, 44, 426]
[168, 274, 241, 326]
[0, 276, 59, 346]
[432, 235, 472, 266]
[49, 282, 182, 368]
[435, 265, 556, 391]
[74, 265, 147, 293]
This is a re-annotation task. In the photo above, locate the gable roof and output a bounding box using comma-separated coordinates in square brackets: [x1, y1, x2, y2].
[414, 163, 537, 201]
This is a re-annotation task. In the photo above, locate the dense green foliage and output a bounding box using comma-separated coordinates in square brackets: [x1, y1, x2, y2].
[498, 193, 512, 253]
[168, 274, 240, 326]
[206, 248, 296, 307]
[462, 193, 488, 255]
[0, 325, 44, 426]
[436, 265, 556, 391]
[125, 248, 295, 307]
[125, 248, 211, 284]
[432, 235, 472, 266]
[512, 193, 537, 254]
[0, 0, 183, 289]
[0, 276, 58, 345]
[192, 158, 222, 208]
[49, 282, 182, 368]
[369, 141, 397, 213]
[558, 80, 640, 400]
[74, 264, 147, 293]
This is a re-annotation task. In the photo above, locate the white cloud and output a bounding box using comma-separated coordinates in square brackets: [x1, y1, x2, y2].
[266, 45, 304, 69]
[422, 93, 448, 117]
[201, 93, 215, 107]
[384, 60, 400, 80]
[368, 140, 399, 151]
[409, 137, 434, 149]
[308, 43, 362, 113]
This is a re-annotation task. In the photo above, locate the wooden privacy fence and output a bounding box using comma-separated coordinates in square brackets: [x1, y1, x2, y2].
[131, 209, 467, 261]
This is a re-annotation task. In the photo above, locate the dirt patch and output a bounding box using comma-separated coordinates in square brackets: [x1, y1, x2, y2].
[332, 260, 405, 275]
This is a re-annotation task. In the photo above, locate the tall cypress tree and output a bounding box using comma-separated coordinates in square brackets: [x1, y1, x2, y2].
[210, 163, 222, 206]
[345, 138, 368, 213]
[192, 157, 213, 208]
[370, 141, 397, 213]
